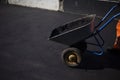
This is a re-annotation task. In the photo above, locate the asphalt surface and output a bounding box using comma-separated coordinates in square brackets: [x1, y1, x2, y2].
[64, 0, 120, 17]
[0, 4, 120, 80]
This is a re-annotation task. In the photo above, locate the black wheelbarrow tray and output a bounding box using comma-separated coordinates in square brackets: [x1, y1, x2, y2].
[49, 15, 95, 46]
[48, 1, 120, 67]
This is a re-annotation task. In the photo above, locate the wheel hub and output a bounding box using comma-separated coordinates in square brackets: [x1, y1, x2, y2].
[68, 54, 77, 62]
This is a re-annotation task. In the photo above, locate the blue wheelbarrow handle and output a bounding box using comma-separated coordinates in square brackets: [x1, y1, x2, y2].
[95, 4, 118, 29]
[98, 12, 120, 32]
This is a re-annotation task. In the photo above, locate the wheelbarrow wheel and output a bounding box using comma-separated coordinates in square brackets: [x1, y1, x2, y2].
[62, 47, 82, 67]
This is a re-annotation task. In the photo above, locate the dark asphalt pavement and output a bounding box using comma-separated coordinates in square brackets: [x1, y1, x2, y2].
[0, 4, 120, 80]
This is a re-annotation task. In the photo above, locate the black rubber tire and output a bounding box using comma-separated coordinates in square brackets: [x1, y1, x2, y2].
[62, 47, 82, 67]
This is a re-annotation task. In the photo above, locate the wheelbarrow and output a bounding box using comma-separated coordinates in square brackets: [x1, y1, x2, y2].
[49, 0, 120, 67]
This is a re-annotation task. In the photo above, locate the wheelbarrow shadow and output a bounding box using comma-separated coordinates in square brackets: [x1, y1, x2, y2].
[78, 50, 120, 70]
